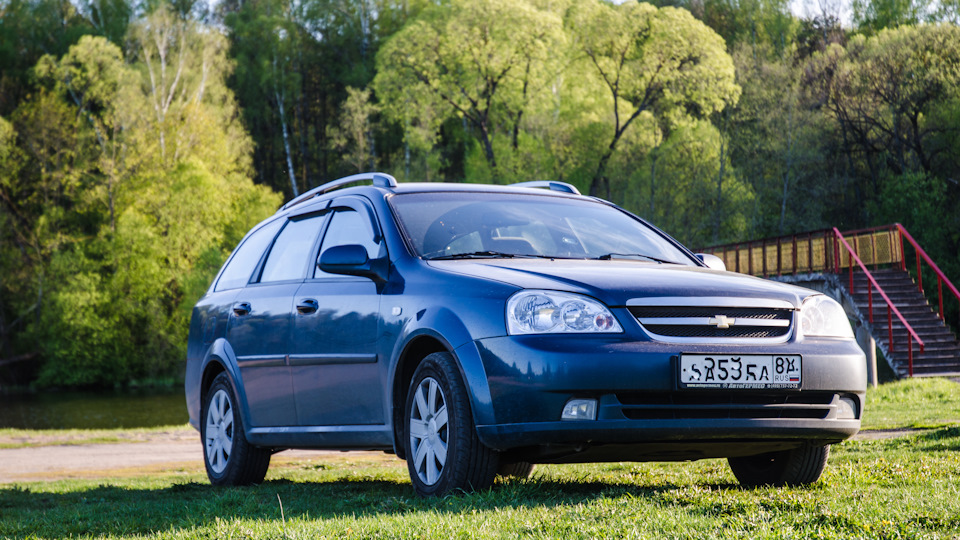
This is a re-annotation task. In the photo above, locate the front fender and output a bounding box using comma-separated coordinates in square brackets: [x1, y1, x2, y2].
[387, 310, 497, 448]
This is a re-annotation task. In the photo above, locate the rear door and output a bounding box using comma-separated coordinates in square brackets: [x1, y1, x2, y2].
[290, 198, 385, 426]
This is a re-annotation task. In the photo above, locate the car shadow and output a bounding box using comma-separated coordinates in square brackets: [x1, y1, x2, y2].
[0, 476, 744, 538]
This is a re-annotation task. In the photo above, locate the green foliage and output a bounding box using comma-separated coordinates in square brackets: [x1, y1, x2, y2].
[0, 0, 95, 116]
[327, 87, 380, 173]
[566, 1, 741, 197]
[3, 0, 960, 388]
[374, 0, 565, 181]
[852, 0, 931, 33]
[645, 0, 800, 58]
[0, 12, 280, 388]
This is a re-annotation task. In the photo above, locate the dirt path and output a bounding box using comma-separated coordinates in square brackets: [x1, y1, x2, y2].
[0, 428, 919, 484]
[0, 429, 385, 483]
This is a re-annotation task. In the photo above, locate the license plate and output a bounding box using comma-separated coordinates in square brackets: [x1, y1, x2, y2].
[679, 354, 801, 389]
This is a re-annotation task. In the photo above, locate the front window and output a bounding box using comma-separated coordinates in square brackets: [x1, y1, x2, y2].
[389, 192, 694, 264]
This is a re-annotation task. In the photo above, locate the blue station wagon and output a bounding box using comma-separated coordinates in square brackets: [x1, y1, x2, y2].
[185, 173, 866, 496]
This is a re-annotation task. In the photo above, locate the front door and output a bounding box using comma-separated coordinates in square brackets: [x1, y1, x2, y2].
[290, 202, 385, 426]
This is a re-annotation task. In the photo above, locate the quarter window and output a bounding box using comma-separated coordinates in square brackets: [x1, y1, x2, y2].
[214, 219, 284, 291]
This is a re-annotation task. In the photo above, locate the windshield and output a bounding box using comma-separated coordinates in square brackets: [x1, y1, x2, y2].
[389, 192, 695, 264]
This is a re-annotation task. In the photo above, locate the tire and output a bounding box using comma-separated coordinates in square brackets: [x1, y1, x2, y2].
[404, 352, 499, 497]
[497, 461, 535, 479]
[728, 444, 830, 487]
[201, 373, 271, 486]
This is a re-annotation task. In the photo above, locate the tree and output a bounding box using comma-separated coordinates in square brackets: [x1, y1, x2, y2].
[647, 0, 799, 57]
[727, 44, 833, 236]
[852, 0, 931, 33]
[805, 25, 960, 194]
[0, 0, 94, 115]
[128, 5, 247, 174]
[566, 2, 741, 197]
[374, 0, 564, 181]
[76, 0, 134, 45]
[1, 13, 279, 387]
[327, 87, 379, 173]
[35, 35, 142, 231]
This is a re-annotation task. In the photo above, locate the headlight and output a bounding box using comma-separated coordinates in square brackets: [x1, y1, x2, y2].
[800, 295, 854, 338]
[507, 290, 622, 335]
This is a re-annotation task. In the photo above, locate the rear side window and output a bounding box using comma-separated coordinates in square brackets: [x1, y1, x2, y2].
[214, 219, 283, 292]
[259, 214, 326, 283]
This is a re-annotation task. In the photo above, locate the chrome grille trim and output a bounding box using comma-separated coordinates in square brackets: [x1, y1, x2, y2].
[626, 297, 796, 309]
[638, 317, 790, 328]
[627, 297, 796, 343]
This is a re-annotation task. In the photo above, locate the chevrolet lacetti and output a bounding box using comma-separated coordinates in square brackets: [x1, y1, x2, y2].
[185, 173, 866, 496]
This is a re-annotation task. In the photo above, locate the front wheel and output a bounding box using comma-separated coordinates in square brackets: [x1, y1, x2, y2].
[728, 444, 830, 487]
[405, 352, 499, 497]
[202, 373, 271, 486]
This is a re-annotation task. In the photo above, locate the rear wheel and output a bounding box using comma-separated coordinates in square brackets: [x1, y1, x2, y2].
[728, 444, 829, 487]
[405, 352, 499, 497]
[202, 373, 271, 486]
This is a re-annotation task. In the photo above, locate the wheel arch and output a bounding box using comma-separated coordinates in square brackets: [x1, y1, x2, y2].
[389, 331, 495, 459]
[197, 338, 254, 438]
[391, 334, 449, 459]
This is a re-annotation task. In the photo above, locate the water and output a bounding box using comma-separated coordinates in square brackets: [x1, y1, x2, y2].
[0, 389, 188, 430]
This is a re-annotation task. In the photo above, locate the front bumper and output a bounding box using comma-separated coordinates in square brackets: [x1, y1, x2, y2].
[468, 334, 866, 461]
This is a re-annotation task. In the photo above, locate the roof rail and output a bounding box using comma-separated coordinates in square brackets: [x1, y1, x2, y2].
[510, 180, 581, 195]
[280, 172, 398, 211]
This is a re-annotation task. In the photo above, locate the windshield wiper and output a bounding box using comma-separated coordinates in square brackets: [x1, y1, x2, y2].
[429, 251, 525, 260]
[596, 253, 681, 265]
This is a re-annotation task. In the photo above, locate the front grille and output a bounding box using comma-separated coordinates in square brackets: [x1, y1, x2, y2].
[616, 392, 835, 421]
[628, 305, 794, 340]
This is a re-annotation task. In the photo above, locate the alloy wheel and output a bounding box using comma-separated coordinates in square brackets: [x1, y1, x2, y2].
[409, 376, 448, 485]
[205, 388, 234, 474]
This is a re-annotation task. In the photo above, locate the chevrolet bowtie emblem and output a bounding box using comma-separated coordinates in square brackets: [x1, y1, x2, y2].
[707, 315, 735, 329]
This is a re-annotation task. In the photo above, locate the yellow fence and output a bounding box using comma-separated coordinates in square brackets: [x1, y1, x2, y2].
[703, 228, 903, 277]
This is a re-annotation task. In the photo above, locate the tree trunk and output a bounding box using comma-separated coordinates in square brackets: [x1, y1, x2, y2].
[276, 91, 299, 197]
[478, 123, 498, 181]
[591, 142, 617, 198]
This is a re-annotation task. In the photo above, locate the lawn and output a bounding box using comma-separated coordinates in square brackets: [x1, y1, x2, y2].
[1, 378, 958, 539]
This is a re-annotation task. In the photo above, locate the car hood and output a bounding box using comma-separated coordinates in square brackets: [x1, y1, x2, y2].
[427, 259, 812, 308]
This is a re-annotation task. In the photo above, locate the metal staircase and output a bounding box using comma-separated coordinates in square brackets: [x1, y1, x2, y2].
[699, 224, 960, 378]
[848, 268, 960, 377]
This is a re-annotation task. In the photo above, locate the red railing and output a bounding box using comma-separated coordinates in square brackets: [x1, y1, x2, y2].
[833, 228, 924, 376]
[698, 223, 960, 377]
[895, 223, 960, 327]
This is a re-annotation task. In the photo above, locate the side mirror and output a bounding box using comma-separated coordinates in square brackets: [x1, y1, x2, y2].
[696, 253, 727, 272]
[319, 244, 388, 283]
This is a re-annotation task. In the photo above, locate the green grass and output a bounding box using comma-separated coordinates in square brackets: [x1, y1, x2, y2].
[1, 378, 959, 539]
[863, 377, 960, 429]
[2, 433, 960, 539]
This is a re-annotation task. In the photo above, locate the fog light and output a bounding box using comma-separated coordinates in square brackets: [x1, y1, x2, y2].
[561, 399, 597, 421]
[837, 397, 858, 420]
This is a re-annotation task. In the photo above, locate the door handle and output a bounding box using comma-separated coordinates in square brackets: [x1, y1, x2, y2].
[233, 302, 252, 316]
[296, 299, 319, 314]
